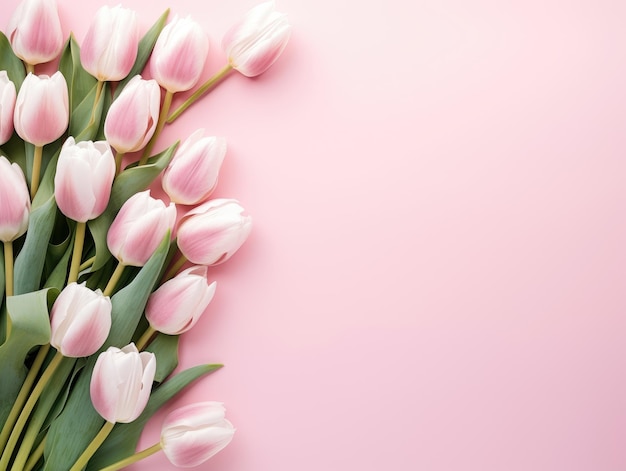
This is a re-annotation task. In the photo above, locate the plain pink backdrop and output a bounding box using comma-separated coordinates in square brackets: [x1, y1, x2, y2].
[2, 0, 626, 469]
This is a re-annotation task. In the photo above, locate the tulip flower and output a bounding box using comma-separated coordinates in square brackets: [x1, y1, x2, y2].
[80, 5, 139, 82]
[222, 1, 291, 77]
[145, 265, 217, 335]
[161, 402, 235, 467]
[90, 343, 156, 423]
[161, 130, 226, 205]
[150, 16, 209, 93]
[176, 199, 252, 266]
[54, 137, 115, 223]
[0, 72, 16, 145]
[50, 282, 112, 358]
[107, 190, 176, 267]
[0, 156, 30, 243]
[7, 0, 64, 68]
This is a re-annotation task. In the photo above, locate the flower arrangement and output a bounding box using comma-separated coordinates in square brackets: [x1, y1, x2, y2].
[0, 0, 290, 469]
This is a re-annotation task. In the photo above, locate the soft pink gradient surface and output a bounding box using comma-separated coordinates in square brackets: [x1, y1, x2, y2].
[2, 0, 626, 469]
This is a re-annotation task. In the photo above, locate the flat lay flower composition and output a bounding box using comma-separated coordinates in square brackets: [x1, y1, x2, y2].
[0, 0, 290, 469]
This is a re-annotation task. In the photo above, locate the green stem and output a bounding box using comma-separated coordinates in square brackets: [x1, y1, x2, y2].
[90, 80, 104, 125]
[68, 221, 86, 284]
[135, 326, 157, 351]
[97, 442, 162, 471]
[4, 241, 13, 298]
[139, 89, 173, 165]
[0, 351, 64, 469]
[69, 421, 115, 471]
[25, 63, 34, 74]
[30, 145, 43, 199]
[114, 152, 125, 175]
[23, 436, 44, 471]
[79, 255, 96, 272]
[167, 64, 233, 123]
[0, 344, 50, 452]
[103, 262, 125, 297]
[163, 253, 187, 282]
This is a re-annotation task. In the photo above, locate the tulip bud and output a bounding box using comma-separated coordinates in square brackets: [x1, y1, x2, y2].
[7, 0, 64, 66]
[150, 16, 209, 93]
[107, 190, 176, 267]
[0, 72, 16, 145]
[80, 5, 139, 82]
[222, 1, 291, 77]
[90, 343, 156, 423]
[104, 75, 160, 154]
[14, 72, 69, 146]
[50, 282, 112, 358]
[0, 156, 30, 242]
[161, 402, 235, 467]
[54, 137, 115, 222]
[176, 199, 252, 266]
[161, 130, 226, 205]
[145, 266, 216, 335]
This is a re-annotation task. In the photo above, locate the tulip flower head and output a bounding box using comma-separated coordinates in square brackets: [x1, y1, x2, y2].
[54, 137, 115, 222]
[0, 156, 30, 242]
[7, 0, 64, 66]
[80, 4, 139, 82]
[161, 402, 235, 467]
[90, 343, 156, 423]
[161, 130, 226, 205]
[222, 1, 291, 77]
[176, 198, 252, 266]
[150, 15, 209, 93]
[50, 282, 112, 358]
[0, 72, 16, 145]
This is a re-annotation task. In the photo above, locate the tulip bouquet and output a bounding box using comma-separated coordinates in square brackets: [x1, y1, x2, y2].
[0, 0, 290, 470]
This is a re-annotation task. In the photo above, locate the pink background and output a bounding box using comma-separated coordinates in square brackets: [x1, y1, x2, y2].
[2, 0, 626, 469]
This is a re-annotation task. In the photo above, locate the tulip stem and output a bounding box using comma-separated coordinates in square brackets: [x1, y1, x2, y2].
[163, 254, 187, 281]
[25, 63, 34, 74]
[90, 80, 105, 126]
[97, 442, 162, 471]
[114, 152, 125, 175]
[23, 436, 45, 471]
[69, 421, 115, 471]
[103, 262, 125, 297]
[167, 64, 233, 123]
[139, 90, 173, 166]
[0, 351, 64, 470]
[0, 343, 50, 453]
[30, 145, 43, 199]
[4, 241, 13, 298]
[79, 255, 96, 272]
[136, 326, 157, 351]
[68, 221, 86, 284]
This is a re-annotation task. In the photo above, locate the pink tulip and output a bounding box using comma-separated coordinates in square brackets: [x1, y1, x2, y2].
[222, 1, 291, 77]
[150, 16, 209, 93]
[104, 75, 160, 154]
[54, 137, 115, 222]
[7, 0, 63, 66]
[14, 72, 68, 146]
[145, 265, 216, 335]
[107, 190, 176, 267]
[80, 5, 139, 82]
[90, 343, 156, 423]
[0, 156, 30, 242]
[50, 282, 112, 358]
[0, 72, 16, 145]
[176, 199, 252, 266]
[161, 130, 226, 205]
[161, 402, 235, 467]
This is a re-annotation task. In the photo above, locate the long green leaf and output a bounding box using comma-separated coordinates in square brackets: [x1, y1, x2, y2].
[0, 31, 25, 90]
[59, 35, 97, 114]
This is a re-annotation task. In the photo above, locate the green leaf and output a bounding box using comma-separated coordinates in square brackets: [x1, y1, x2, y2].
[70, 81, 107, 142]
[86, 364, 223, 471]
[0, 133, 27, 175]
[59, 35, 97, 114]
[146, 333, 179, 382]
[0, 289, 57, 427]
[0, 31, 25, 90]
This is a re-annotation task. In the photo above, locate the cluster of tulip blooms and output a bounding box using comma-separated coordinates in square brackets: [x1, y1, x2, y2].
[0, 0, 290, 469]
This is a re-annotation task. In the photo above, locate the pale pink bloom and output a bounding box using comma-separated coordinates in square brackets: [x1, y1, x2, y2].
[145, 265, 216, 335]
[0, 156, 30, 242]
[176, 199, 252, 266]
[90, 343, 156, 423]
[150, 16, 209, 93]
[107, 190, 176, 267]
[222, 1, 291, 77]
[54, 137, 115, 222]
[104, 75, 160, 153]
[161, 402, 235, 467]
[80, 5, 139, 82]
[0, 72, 16, 145]
[161, 130, 226, 205]
[50, 282, 112, 358]
[7, 0, 63, 66]
[14, 72, 68, 146]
